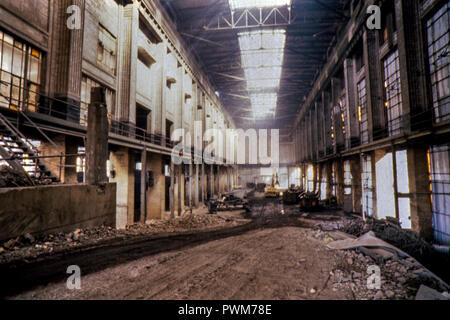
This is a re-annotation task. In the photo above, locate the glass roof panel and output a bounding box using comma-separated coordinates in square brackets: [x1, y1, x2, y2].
[229, 0, 291, 11]
[238, 29, 286, 118]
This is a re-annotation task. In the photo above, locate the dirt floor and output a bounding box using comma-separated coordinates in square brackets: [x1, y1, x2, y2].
[2, 193, 449, 300]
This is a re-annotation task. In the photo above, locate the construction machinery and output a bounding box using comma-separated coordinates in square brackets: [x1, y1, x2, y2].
[264, 173, 281, 198]
[206, 192, 250, 214]
[282, 186, 302, 205]
[299, 191, 321, 211]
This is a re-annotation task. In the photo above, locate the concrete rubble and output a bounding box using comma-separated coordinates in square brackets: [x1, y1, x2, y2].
[0, 209, 248, 265]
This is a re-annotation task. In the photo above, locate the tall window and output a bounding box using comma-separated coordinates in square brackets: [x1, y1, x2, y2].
[97, 25, 117, 75]
[331, 162, 337, 197]
[429, 144, 450, 245]
[339, 93, 349, 148]
[427, 3, 449, 123]
[383, 50, 403, 136]
[344, 160, 352, 195]
[80, 76, 115, 126]
[361, 154, 374, 217]
[357, 79, 369, 144]
[0, 30, 42, 112]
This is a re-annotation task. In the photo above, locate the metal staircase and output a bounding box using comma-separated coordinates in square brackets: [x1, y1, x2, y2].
[0, 113, 59, 184]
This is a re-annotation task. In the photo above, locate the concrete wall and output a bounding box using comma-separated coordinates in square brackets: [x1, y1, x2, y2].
[0, 183, 116, 241]
[147, 153, 164, 220]
[109, 148, 134, 229]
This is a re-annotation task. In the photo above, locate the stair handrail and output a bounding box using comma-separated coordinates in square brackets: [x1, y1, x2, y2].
[18, 109, 59, 151]
[0, 113, 39, 155]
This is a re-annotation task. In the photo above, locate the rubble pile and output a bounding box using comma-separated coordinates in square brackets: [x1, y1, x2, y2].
[312, 229, 448, 300]
[329, 250, 423, 300]
[0, 213, 244, 264]
[0, 165, 54, 188]
[135, 213, 240, 234]
[341, 218, 435, 262]
[0, 165, 32, 188]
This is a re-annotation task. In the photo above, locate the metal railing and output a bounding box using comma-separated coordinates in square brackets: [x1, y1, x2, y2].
[0, 153, 85, 183]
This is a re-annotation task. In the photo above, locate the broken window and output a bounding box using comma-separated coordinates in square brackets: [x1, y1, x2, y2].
[80, 76, 116, 127]
[427, 3, 449, 123]
[429, 144, 450, 245]
[357, 79, 369, 144]
[97, 25, 117, 75]
[383, 50, 403, 137]
[379, 0, 397, 46]
[139, 15, 162, 44]
[0, 29, 42, 112]
[136, 104, 151, 140]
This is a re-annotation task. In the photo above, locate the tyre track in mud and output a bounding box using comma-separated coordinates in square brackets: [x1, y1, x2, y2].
[0, 215, 310, 298]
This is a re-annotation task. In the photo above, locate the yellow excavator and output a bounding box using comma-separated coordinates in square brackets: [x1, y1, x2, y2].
[264, 173, 280, 198]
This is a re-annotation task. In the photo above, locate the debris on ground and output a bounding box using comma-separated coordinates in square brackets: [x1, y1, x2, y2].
[327, 231, 450, 293]
[0, 165, 33, 188]
[0, 165, 54, 188]
[342, 218, 434, 259]
[0, 211, 249, 265]
[415, 285, 450, 300]
[2, 193, 449, 300]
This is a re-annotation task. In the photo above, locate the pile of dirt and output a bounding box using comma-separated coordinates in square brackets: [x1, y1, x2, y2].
[0, 212, 247, 265]
[0, 165, 32, 188]
[131, 213, 241, 234]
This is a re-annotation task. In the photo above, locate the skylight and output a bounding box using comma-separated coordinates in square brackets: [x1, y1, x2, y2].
[250, 93, 278, 117]
[238, 29, 286, 118]
[229, 0, 292, 11]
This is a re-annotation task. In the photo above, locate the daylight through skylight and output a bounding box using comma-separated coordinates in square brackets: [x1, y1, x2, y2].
[238, 29, 286, 118]
[229, 0, 292, 11]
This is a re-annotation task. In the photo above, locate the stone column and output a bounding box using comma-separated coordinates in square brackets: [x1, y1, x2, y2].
[110, 148, 134, 229]
[395, 0, 431, 132]
[210, 164, 214, 197]
[344, 58, 359, 147]
[408, 147, 433, 240]
[201, 163, 205, 202]
[86, 88, 108, 185]
[48, 0, 85, 122]
[117, 2, 138, 125]
[140, 149, 147, 223]
[170, 161, 175, 219]
[177, 165, 182, 216]
[351, 157, 362, 214]
[189, 162, 193, 210]
[363, 30, 384, 141]
[194, 163, 199, 207]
